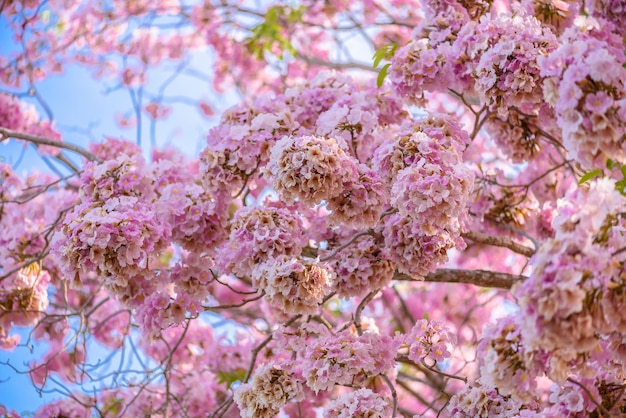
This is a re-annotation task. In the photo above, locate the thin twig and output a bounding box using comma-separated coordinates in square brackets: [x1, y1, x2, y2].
[0, 126, 99, 162]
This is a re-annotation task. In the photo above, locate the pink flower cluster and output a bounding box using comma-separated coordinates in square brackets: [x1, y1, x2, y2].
[33, 397, 91, 418]
[587, 0, 626, 28]
[0, 93, 64, 156]
[0, 164, 77, 349]
[0, 265, 51, 349]
[153, 156, 228, 253]
[301, 330, 400, 392]
[483, 109, 554, 163]
[0, 93, 38, 132]
[477, 316, 540, 404]
[389, 0, 479, 104]
[253, 256, 332, 315]
[54, 139, 235, 328]
[326, 165, 389, 229]
[200, 72, 406, 195]
[323, 388, 391, 418]
[512, 178, 626, 380]
[404, 319, 455, 364]
[540, 17, 626, 168]
[465, 178, 626, 412]
[266, 134, 359, 205]
[446, 380, 531, 417]
[234, 362, 304, 418]
[520, 0, 579, 34]
[374, 115, 472, 277]
[216, 205, 304, 279]
[324, 233, 396, 298]
[134, 261, 214, 339]
[199, 96, 294, 194]
[54, 195, 168, 300]
[456, 13, 558, 117]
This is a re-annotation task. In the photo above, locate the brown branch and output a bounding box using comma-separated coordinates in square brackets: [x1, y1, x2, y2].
[462, 230, 535, 258]
[0, 126, 99, 162]
[394, 269, 526, 290]
[300, 55, 378, 73]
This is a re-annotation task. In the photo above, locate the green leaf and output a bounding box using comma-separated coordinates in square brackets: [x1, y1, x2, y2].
[578, 168, 603, 185]
[377, 63, 390, 88]
[244, 5, 299, 61]
[372, 48, 387, 69]
[606, 159, 615, 170]
[288, 5, 305, 23]
[372, 43, 398, 68]
[217, 369, 247, 389]
[616, 179, 626, 196]
[102, 397, 124, 415]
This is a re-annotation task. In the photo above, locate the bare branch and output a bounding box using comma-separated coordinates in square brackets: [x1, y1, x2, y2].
[462, 230, 535, 257]
[0, 126, 99, 162]
[300, 55, 378, 73]
[394, 269, 526, 290]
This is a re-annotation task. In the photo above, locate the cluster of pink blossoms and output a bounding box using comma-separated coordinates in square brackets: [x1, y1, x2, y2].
[390, 1, 569, 164]
[404, 319, 455, 364]
[539, 16, 626, 168]
[266, 134, 359, 206]
[324, 233, 396, 298]
[0, 164, 78, 349]
[323, 388, 391, 418]
[200, 72, 407, 195]
[53, 163, 168, 300]
[234, 362, 304, 418]
[389, 0, 483, 104]
[446, 380, 531, 417]
[459, 178, 626, 414]
[455, 12, 558, 117]
[0, 93, 64, 156]
[216, 205, 305, 278]
[0, 93, 38, 132]
[513, 179, 626, 379]
[0, 265, 50, 350]
[301, 330, 400, 393]
[372, 115, 473, 277]
[475, 316, 540, 405]
[253, 256, 332, 316]
[52, 139, 232, 338]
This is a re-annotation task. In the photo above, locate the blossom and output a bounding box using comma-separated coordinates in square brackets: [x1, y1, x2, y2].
[539, 18, 626, 168]
[234, 363, 304, 418]
[216, 206, 304, 278]
[382, 213, 464, 278]
[405, 319, 455, 364]
[446, 380, 534, 417]
[266, 134, 359, 206]
[324, 233, 395, 298]
[327, 165, 389, 228]
[253, 256, 332, 315]
[323, 388, 391, 418]
[301, 330, 400, 392]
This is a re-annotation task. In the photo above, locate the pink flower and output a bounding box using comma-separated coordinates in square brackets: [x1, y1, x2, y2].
[584, 91, 613, 114]
[144, 102, 171, 120]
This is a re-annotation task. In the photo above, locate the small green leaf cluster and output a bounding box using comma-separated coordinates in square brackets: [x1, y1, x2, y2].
[245, 5, 305, 60]
[579, 159, 626, 196]
[372, 43, 398, 87]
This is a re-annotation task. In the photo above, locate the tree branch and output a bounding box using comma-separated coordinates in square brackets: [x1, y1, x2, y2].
[299, 55, 378, 73]
[394, 269, 526, 290]
[462, 230, 535, 258]
[0, 126, 99, 162]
